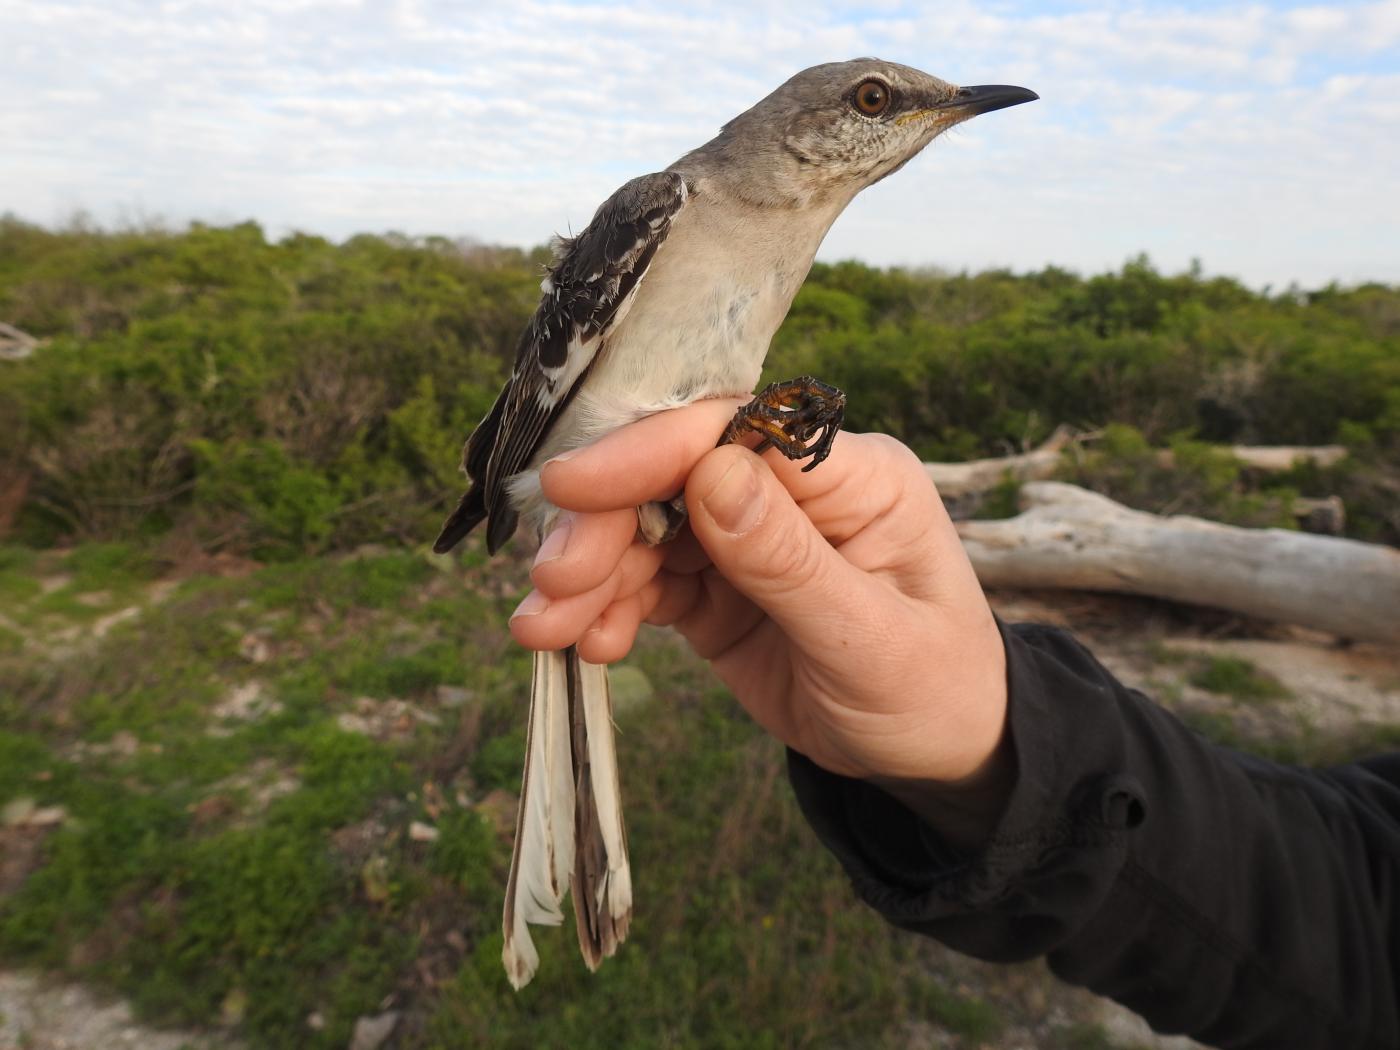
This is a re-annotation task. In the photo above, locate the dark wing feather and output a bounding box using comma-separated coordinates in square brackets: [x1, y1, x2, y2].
[433, 171, 689, 555]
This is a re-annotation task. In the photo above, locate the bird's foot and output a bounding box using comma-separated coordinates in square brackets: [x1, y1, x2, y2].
[636, 377, 845, 545]
[720, 376, 847, 472]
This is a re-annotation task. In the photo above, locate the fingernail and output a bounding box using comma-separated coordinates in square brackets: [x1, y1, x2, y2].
[533, 516, 573, 567]
[543, 447, 578, 468]
[511, 590, 549, 619]
[701, 456, 765, 535]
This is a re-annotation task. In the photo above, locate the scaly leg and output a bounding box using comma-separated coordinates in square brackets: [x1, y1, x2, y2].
[637, 376, 847, 545]
[719, 376, 847, 472]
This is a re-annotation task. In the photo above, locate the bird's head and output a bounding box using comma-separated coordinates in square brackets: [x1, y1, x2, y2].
[701, 58, 1037, 206]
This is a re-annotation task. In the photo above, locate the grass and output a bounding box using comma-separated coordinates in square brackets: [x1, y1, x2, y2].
[7, 542, 1077, 1049]
[8, 541, 1389, 1047]
[1189, 655, 1290, 703]
[1144, 649, 1400, 767]
[0, 546, 491, 1048]
[1180, 708, 1400, 768]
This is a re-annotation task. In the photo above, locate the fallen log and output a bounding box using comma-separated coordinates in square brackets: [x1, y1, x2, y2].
[925, 434, 1347, 498]
[956, 482, 1400, 644]
[924, 425, 1073, 497]
[1198, 445, 1346, 472]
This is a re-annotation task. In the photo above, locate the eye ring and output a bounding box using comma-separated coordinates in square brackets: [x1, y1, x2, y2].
[851, 79, 892, 117]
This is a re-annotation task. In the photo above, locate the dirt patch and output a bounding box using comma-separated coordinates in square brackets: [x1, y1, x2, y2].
[208, 681, 283, 731]
[335, 697, 442, 741]
[0, 970, 240, 1050]
[991, 589, 1400, 734]
[1157, 636, 1400, 730]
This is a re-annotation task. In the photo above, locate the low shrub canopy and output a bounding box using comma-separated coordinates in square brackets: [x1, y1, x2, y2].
[1, 219, 1396, 552]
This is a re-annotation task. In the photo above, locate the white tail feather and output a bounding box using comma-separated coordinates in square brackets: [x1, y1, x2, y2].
[501, 648, 632, 989]
[502, 649, 576, 989]
[576, 659, 632, 924]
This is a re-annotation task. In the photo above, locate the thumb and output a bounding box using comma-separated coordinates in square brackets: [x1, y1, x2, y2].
[685, 445, 865, 645]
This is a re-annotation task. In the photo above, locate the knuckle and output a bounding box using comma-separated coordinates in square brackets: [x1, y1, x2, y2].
[751, 520, 826, 587]
[867, 432, 923, 473]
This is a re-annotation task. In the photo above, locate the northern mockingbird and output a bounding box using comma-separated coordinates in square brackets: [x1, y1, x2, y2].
[433, 57, 1037, 989]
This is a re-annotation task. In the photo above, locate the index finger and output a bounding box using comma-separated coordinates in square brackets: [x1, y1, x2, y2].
[539, 398, 743, 512]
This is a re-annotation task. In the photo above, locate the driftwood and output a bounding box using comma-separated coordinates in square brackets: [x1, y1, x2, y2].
[923, 426, 1074, 497]
[925, 432, 1347, 499]
[957, 482, 1400, 644]
[1179, 445, 1347, 472]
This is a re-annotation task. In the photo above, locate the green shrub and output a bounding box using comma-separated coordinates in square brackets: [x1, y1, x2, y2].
[1190, 656, 1290, 703]
[1058, 423, 1300, 529]
[3, 223, 1396, 550]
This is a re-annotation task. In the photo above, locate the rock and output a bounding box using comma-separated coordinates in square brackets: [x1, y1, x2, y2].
[408, 820, 439, 842]
[349, 1010, 400, 1050]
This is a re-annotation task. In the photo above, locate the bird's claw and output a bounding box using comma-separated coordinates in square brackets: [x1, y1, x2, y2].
[719, 376, 847, 472]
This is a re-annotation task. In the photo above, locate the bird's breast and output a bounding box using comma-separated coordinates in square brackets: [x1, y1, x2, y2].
[586, 211, 811, 406]
[530, 191, 833, 470]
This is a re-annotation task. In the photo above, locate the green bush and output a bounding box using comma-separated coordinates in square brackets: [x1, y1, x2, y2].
[1057, 423, 1300, 529]
[3, 220, 1397, 552]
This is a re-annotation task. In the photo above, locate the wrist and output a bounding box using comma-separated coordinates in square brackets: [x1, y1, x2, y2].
[870, 614, 1012, 850]
[869, 729, 1014, 852]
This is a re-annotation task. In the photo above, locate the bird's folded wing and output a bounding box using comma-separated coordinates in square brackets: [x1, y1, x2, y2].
[437, 170, 691, 554]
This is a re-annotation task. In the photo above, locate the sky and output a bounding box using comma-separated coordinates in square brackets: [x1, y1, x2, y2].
[3, 0, 1399, 289]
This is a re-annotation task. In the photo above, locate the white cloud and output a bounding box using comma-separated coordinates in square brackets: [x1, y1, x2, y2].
[0, 0, 1397, 286]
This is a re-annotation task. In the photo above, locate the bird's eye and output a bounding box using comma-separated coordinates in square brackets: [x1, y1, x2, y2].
[852, 80, 891, 116]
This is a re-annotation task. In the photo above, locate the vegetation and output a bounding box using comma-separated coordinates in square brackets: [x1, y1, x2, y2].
[1189, 655, 1290, 703]
[1, 219, 1397, 555]
[0, 218, 1396, 1046]
[0, 543, 1087, 1048]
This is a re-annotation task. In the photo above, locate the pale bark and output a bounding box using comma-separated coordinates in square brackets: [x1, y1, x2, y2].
[924, 434, 1347, 498]
[923, 426, 1073, 497]
[957, 482, 1400, 644]
[1209, 445, 1346, 471]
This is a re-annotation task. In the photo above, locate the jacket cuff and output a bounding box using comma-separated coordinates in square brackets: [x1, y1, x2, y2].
[787, 619, 1144, 961]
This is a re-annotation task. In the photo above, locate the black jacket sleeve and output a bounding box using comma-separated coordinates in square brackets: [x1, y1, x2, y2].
[787, 621, 1399, 1050]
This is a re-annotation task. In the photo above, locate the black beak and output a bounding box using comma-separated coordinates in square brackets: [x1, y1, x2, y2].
[940, 84, 1039, 116]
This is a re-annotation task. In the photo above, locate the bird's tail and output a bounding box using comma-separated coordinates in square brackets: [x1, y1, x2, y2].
[502, 646, 631, 989]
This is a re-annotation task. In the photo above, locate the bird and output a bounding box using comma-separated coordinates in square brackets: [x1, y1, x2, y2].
[432, 58, 1037, 989]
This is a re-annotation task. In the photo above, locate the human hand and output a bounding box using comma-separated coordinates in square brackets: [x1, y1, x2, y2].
[507, 399, 1010, 801]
